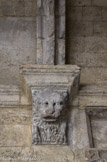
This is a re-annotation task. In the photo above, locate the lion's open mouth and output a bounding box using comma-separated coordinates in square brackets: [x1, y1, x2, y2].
[42, 117, 57, 122]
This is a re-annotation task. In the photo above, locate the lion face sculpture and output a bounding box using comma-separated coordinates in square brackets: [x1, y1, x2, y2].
[32, 90, 68, 121]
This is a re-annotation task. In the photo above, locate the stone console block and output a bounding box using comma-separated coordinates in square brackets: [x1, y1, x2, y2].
[32, 89, 68, 145]
[20, 65, 80, 145]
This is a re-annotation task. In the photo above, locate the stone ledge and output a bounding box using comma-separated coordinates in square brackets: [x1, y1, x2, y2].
[20, 64, 80, 104]
[0, 85, 20, 106]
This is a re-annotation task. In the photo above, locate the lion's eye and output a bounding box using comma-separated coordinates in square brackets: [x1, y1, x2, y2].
[60, 102, 63, 105]
[45, 102, 48, 106]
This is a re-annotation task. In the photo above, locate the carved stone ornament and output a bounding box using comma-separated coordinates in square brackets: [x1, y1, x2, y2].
[32, 89, 68, 145]
[20, 64, 80, 145]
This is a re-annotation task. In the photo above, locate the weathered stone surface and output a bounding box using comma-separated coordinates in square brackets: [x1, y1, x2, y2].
[37, 0, 55, 65]
[36, 0, 65, 65]
[80, 67, 107, 85]
[56, 39, 65, 65]
[0, 125, 31, 146]
[0, 0, 36, 16]
[102, 7, 107, 21]
[0, 66, 20, 85]
[32, 89, 68, 145]
[20, 64, 80, 105]
[70, 52, 107, 67]
[0, 85, 20, 106]
[68, 22, 93, 37]
[82, 7, 102, 21]
[66, 0, 107, 87]
[86, 150, 107, 162]
[92, 0, 107, 6]
[86, 108, 107, 149]
[43, 36, 55, 64]
[0, 107, 32, 125]
[79, 85, 107, 108]
[94, 22, 107, 36]
[20, 64, 80, 146]
[0, 17, 36, 85]
[68, 0, 91, 6]
[0, 146, 74, 162]
[67, 7, 82, 21]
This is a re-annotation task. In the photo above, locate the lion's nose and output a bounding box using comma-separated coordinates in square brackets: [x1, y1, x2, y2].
[46, 106, 55, 115]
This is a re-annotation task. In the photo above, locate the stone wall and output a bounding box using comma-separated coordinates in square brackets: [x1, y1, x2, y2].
[0, 0, 107, 86]
[0, 0, 37, 85]
[67, 0, 107, 85]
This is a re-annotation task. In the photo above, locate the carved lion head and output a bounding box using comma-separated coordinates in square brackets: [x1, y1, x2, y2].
[32, 90, 68, 121]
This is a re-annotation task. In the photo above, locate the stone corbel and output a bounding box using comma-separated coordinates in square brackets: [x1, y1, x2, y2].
[20, 64, 80, 145]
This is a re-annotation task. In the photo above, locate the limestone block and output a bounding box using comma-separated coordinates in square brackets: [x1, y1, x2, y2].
[25, 0, 36, 16]
[37, 38, 43, 64]
[56, 0, 65, 16]
[79, 85, 107, 107]
[36, 15, 42, 38]
[0, 85, 20, 106]
[0, 125, 31, 147]
[43, 16, 55, 38]
[92, 0, 107, 6]
[67, 37, 85, 53]
[68, 21, 93, 37]
[37, 0, 55, 16]
[82, 7, 102, 21]
[36, 0, 66, 65]
[84, 37, 107, 53]
[102, 7, 107, 21]
[0, 107, 32, 125]
[0, 147, 22, 162]
[86, 108, 107, 149]
[68, 0, 91, 6]
[0, 17, 36, 66]
[91, 120, 107, 148]
[20, 65, 80, 104]
[57, 16, 65, 38]
[37, 0, 55, 65]
[0, 66, 20, 85]
[70, 52, 107, 67]
[94, 22, 107, 36]
[76, 110, 90, 149]
[0, 0, 36, 16]
[56, 39, 65, 65]
[0, 146, 74, 162]
[43, 36, 55, 64]
[67, 7, 82, 21]
[80, 67, 107, 85]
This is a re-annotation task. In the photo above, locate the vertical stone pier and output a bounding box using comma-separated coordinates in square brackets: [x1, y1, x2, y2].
[20, 0, 80, 146]
[37, 0, 65, 65]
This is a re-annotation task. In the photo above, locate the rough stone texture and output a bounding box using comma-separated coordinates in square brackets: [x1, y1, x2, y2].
[86, 150, 107, 162]
[0, 107, 32, 125]
[0, 125, 31, 147]
[66, 0, 107, 85]
[0, 0, 36, 85]
[20, 64, 80, 147]
[0, 0, 107, 161]
[32, 89, 68, 145]
[36, 0, 65, 65]
[86, 108, 107, 149]
[0, 0, 107, 85]
[0, 146, 74, 162]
